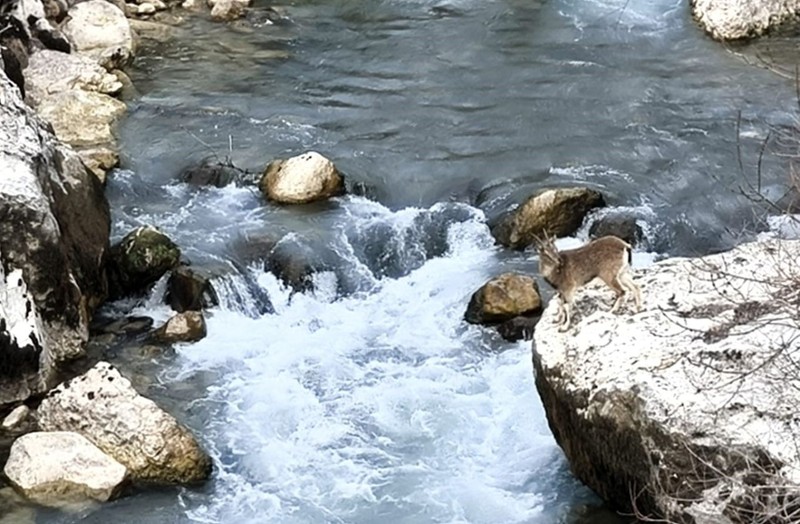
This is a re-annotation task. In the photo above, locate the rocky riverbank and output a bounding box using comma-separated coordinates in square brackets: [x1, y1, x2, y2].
[533, 239, 800, 522]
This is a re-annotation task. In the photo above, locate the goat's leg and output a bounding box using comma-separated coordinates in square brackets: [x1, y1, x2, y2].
[601, 274, 626, 313]
[558, 302, 571, 332]
[554, 299, 566, 325]
[557, 290, 573, 332]
[619, 271, 642, 312]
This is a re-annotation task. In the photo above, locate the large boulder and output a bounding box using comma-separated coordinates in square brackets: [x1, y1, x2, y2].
[0, 70, 110, 405]
[24, 49, 122, 108]
[464, 273, 542, 325]
[691, 0, 800, 40]
[259, 151, 345, 205]
[4, 431, 128, 507]
[36, 90, 126, 147]
[107, 226, 181, 298]
[491, 187, 605, 250]
[37, 362, 212, 484]
[60, 0, 134, 69]
[533, 239, 800, 523]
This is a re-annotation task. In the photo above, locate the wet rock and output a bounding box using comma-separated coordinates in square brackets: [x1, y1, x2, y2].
[178, 156, 244, 187]
[266, 237, 322, 293]
[210, 0, 250, 21]
[0, 486, 36, 524]
[37, 90, 127, 147]
[166, 267, 218, 312]
[259, 151, 345, 205]
[61, 0, 134, 69]
[496, 315, 539, 342]
[151, 311, 207, 343]
[0, 69, 110, 405]
[492, 187, 605, 250]
[588, 214, 643, 247]
[534, 239, 800, 522]
[692, 0, 800, 40]
[24, 49, 122, 108]
[1, 405, 31, 431]
[129, 18, 174, 42]
[90, 315, 154, 336]
[111, 69, 139, 101]
[4, 431, 129, 507]
[464, 273, 542, 325]
[108, 226, 181, 298]
[38, 362, 212, 484]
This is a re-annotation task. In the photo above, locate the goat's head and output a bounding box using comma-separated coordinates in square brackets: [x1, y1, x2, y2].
[534, 232, 562, 286]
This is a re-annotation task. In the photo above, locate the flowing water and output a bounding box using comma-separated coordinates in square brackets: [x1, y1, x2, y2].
[38, 0, 800, 522]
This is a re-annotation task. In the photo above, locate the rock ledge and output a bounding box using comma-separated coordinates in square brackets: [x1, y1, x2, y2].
[534, 239, 800, 523]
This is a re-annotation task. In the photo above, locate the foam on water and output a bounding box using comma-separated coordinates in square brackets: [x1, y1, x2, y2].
[167, 209, 567, 524]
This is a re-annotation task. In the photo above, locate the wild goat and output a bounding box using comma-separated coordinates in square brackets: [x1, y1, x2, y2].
[534, 234, 642, 331]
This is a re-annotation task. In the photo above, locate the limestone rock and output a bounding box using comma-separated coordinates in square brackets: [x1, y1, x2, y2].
[464, 273, 542, 324]
[24, 49, 122, 108]
[61, 0, 134, 69]
[210, 0, 250, 21]
[38, 362, 212, 484]
[166, 267, 218, 312]
[77, 146, 120, 183]
[533, 239, 800, 522]
[4, 431, 128, 507]
[492, 187, 605, 250]
[152, 311, 207, 343]
[37, 90, 126, 148]
[1, 405, 30, 431]
[259, 151, 345, 204]
[0, 70, 110, 405]
[108, 226, 181, 298]
[691, 0, 800, 40]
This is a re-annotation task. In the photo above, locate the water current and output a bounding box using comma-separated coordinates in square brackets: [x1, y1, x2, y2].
[42, 0, 800, 522]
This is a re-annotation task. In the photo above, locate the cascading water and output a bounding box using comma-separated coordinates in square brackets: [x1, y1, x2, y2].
[41, 0, 800, 521]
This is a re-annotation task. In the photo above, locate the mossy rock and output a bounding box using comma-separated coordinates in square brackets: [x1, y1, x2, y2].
[108, 226, 180, 298]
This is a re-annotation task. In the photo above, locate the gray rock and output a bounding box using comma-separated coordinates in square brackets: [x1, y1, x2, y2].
[0, 70, 110, 405]
[496, 315, 539, 342]
[691, 0, 800, 40]
[166, 267, 218, 312]
[4, 431, 129, 507]
[588, 213, 643, 248]
[24, 49, 122, 108]
[61, 0, 134, 69]
[38, 362, 212, 484]
[36, 90, 127, 148]
[533, 239, 800, 522]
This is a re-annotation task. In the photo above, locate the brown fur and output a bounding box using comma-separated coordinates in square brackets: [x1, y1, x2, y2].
[535, 235, 642, 331]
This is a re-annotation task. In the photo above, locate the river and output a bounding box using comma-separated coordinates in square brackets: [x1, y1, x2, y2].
[42, 0, 800, 522]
